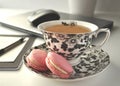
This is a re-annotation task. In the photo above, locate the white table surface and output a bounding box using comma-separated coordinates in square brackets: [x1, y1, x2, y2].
[0, 9, 120, 86]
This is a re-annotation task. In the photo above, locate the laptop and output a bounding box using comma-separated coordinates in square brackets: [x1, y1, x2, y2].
[0, 9, 113, 38]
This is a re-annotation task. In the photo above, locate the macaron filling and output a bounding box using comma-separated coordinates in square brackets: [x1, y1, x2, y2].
[49, 59, 68, 74]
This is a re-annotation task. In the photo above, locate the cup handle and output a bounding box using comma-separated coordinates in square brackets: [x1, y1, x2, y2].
[91, 28, 110, 48]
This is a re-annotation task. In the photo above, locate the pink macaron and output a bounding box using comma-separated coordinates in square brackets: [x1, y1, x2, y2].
[46, 52, 74, 79]
[26, 49, 48, 71]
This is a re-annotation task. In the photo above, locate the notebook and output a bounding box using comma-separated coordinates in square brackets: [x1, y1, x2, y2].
[0, 36, 35, 71]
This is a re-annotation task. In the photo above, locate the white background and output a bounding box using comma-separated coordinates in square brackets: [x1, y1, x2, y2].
[0, 0, 120, 13]
[0, 0, 120, 86]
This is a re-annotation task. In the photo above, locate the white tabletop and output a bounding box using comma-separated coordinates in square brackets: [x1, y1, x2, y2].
[0, 9, 120, 86]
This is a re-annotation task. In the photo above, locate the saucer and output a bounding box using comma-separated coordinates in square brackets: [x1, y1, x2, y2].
[23, 43, 110, 81]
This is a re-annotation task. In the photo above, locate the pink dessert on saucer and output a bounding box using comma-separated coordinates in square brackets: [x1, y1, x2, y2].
[46, 52, 74, 79]
[26, 49, 48, 71]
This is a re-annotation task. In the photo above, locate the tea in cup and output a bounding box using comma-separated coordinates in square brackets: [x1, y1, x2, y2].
[38, 20, 110, 61]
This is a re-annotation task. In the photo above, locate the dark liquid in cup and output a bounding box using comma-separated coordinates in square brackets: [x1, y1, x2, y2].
[46, 24, 91, 33]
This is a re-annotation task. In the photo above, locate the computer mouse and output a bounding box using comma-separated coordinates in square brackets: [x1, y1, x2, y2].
[28, 9, 60, 27]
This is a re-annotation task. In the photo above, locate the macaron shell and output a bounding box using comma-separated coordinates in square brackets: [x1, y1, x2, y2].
[27, 57, 47, 71]
[46, 52, 74, 78]
[26, 49, 48, 71]
[30, 49, 47, 65]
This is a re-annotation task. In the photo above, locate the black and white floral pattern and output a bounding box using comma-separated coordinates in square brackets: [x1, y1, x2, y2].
[43, 21, 94, 60]
[23, 43, 110, 80]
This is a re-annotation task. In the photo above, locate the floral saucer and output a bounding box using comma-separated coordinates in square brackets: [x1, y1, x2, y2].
[23, 43, 110, 81]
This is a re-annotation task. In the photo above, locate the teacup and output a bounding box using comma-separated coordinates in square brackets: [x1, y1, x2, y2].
[38, 20, 110, 61]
